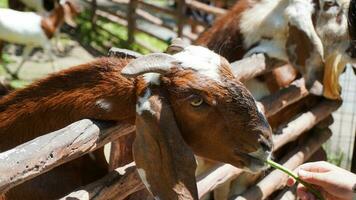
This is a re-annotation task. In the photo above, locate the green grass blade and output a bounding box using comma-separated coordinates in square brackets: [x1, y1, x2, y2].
[265, 159, 324, 200]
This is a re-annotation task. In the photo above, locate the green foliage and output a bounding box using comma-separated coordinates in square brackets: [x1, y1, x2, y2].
[0, 54, 14, 77]
[323, 143, 345, 167]
[327, 150, 344, 167]
[10, 79, 30, 89]
[0, 0, 7, 8]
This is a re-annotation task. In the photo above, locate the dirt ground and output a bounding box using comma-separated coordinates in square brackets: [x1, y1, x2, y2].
[3, 33, 94, 81]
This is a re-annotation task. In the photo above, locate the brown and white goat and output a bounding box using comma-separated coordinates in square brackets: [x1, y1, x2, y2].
[0, 44, 272, 199]
[197, 0, 356, 100]
[0, 0, 78, 78]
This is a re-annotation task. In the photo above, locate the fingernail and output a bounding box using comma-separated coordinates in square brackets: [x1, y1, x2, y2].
[286, 178, 294, 186]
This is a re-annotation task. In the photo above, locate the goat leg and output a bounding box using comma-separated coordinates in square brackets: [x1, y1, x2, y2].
[44, 43, 57, 72]
[13, 45, 33, 79]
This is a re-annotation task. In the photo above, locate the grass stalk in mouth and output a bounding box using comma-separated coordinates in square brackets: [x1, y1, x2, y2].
[265, 159, 325, 200]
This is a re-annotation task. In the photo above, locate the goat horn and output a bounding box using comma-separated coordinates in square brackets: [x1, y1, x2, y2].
[166, 38, 188, 54]
[121, 53, 181, 77]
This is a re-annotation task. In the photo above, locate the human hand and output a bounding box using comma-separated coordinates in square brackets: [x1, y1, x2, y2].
[287, 161, 356, 200]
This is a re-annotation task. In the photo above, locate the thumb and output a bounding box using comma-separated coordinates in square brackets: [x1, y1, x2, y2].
[298, 169, 327, 187]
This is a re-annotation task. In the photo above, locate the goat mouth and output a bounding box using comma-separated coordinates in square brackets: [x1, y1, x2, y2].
[234, 149, 268, 172]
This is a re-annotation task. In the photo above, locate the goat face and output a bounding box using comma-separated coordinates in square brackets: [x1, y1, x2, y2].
[122, 45, 272, 199]
[164, 62, 272, 173]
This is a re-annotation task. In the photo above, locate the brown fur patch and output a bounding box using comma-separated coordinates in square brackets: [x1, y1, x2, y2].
[195, 0, 250, 62]
[286, 24, 314, 71]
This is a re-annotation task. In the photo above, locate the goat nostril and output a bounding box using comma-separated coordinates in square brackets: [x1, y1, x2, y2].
[259, 138, 272, 152]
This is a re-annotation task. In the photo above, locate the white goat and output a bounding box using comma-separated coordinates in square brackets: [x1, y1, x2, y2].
[0, 0, 77, 78]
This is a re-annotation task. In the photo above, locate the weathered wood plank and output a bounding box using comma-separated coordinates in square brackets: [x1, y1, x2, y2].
[273, 100, 340, 150]
[231, 54, 287, 82]
[0, 119, 135, 193]
[260, 78, 308, 117]
[254, 77, 314, 130]
[186, 0, 226, 16]
[60, 164, 144, 200]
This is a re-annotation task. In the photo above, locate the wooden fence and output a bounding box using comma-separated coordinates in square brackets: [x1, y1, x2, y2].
[0, 49, 340, 199]
[79, 0, 227, 52]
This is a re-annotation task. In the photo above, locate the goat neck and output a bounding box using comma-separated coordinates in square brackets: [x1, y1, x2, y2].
[0, 57, 137, 151]
[40, 2, 66, 39]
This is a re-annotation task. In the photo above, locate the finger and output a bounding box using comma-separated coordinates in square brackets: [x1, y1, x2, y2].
[298, 161, 332, 173]
[297, 169, 327, 186]
[297, 186, 312, 200]
[297, 185, 317, 200]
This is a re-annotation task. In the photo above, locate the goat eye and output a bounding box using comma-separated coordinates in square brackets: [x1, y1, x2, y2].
[190, 97, 204, 107]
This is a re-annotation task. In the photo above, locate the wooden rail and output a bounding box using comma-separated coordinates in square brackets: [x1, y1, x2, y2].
[0, 120, 135, 193]
[60, 164, 144, 200]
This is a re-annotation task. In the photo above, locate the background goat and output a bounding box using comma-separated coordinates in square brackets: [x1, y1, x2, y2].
[197, 0, 355, 100]
[0, 0, 78, 78]
[0, 44, 272, 199]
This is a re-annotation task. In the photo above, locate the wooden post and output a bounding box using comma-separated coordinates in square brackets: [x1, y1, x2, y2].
[127, 0, 139, 45]
[91, 0, 98, 31]
[176, 0, 186, 37]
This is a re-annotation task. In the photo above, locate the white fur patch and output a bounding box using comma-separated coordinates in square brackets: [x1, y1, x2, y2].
[143, 73, 161, 85]
[96, 99, 112, 112]
[286, 0, 325, 59]
[240, 0, 289, 61]
[173, 45, 221, 82]
[239, 0, 325, 62]
[136, 89, 153, 115]
[137, 168, 151, 189]
[248, 148, 271, 161]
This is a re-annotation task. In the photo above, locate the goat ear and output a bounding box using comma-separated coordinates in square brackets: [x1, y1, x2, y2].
[121, 53, 181, 78]
[133, 90, 198, 200]
[286, 7, 325, 92]
[166, 38, 188, 54]
[62, 1, 79, 26]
